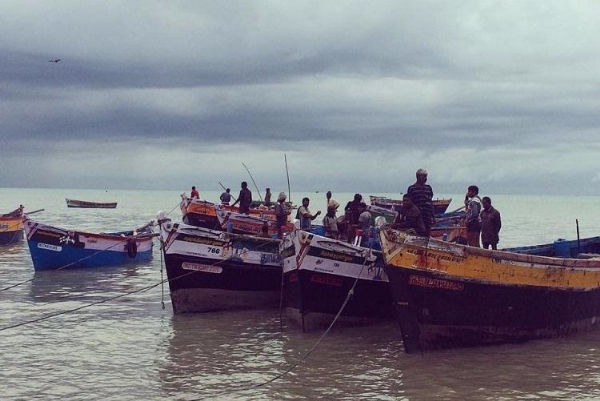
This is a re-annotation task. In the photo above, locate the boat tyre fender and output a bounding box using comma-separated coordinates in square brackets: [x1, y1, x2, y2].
[127, 238, 138, 258]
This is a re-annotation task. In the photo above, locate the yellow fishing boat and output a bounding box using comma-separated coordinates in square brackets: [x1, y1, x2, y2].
[378, 228, 600, 353]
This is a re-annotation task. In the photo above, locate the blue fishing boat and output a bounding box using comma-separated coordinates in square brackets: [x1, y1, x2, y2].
[503, 235, 600, 257]
[23, 215, 155, 270]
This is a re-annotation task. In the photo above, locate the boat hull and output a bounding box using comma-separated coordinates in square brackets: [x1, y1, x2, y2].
[159, 219, 282, 313]
[385, 266, 600, 352]
[281, 230, 393, 331]
[164, 254, 281, 313]
[379, 230, 600, 352]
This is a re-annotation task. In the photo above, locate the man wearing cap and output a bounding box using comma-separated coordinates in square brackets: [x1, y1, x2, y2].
[274, 192, 291, 238]
[326, 190, 340, 211]
[406, 168, 435, 236]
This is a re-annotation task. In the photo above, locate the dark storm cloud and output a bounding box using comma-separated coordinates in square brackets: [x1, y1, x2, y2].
[1, 1, 600, 193]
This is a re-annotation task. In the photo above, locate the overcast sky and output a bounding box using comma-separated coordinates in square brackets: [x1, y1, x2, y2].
[2, 1, 599, 196]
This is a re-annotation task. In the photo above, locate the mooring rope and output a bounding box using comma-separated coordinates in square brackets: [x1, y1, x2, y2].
[0, 222, 158, 293]
[205, 232, 376, 398]
[0, 198, 187, 294]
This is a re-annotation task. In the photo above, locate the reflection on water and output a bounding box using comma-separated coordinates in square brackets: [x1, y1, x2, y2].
[160, 311, 287, 399]
[160, 311, 600, 400]
[160, 311, 407, 400]
[28, 266, 143, 303]
[399, 331, 600, 400]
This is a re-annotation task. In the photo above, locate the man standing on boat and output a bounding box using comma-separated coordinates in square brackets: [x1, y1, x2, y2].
[406, 168, 435, 236]
[264, 188, 272, 207]
[297, 197, 321, 230]
[190, 186, 199, 199]
[464, 185, 482, 247]
[275, 192, 291, 238]
[220, 188, 232, 205]
[322, 204, 339, 239]
[480, 196, 501, 250]
[344, 193, 366, 243]
[326, 190, 340, 211]
[232, 181, 252, 215]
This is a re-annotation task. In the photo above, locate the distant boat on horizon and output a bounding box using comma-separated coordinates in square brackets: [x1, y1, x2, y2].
[66, 198, 118, 209]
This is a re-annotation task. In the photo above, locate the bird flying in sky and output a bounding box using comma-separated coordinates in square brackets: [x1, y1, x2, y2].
[48, 59, 61, 63]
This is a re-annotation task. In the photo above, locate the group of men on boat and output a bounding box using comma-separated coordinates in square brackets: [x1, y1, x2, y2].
[393, 168, 502, 250]
[189, 167, 502, 248]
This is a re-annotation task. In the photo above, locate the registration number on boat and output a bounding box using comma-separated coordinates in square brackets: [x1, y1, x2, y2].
[37, 243, 62, 252]
[182, 262, 223, 274]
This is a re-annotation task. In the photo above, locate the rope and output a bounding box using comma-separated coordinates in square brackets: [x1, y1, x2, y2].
[2, 218, 374, 401]
[0, 228, 23, 246]
[278, 259, 285, 332]
[0, 225, 157, 293]
[160, 242, 166, 310]
[0, 199, 186, 294]
[0, 278, 165, 332]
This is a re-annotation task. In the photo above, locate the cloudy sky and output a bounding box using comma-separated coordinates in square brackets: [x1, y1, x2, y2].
[2, 1, 599, 196]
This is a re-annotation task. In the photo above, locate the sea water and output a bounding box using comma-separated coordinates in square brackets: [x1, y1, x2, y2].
[1, 188, 599, 400]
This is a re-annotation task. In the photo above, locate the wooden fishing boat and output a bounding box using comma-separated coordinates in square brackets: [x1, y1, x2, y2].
[281, 227, 393, 331]
[23, 215, 155, 270]
[378, 228, 600, 353]
[370, 204, 466, 243]
[279, 208, 467, 331]
[503, 235, 600, 257]
[0, 206, 25, 245]
[66, 198, 118, 209]
[430, 210, 466, 243]
[179, 194, 279, 229]
[157, 213, 282, 314]
[215, 207, 295, 237]
[369, 195, 452, 215]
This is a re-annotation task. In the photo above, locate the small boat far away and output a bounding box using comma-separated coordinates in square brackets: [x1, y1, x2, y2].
[66, 198, 118, 209]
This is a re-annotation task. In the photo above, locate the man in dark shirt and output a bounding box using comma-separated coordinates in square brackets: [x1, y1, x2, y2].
[220, 188, 232, 205]
[232, 181, 252, 215]
[344, 194, 366, 243]
[480, 196, 501, 250]
[393, 194, 427, 236]
[344, 193, 366, 226]
[406, 168, 435, 236]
